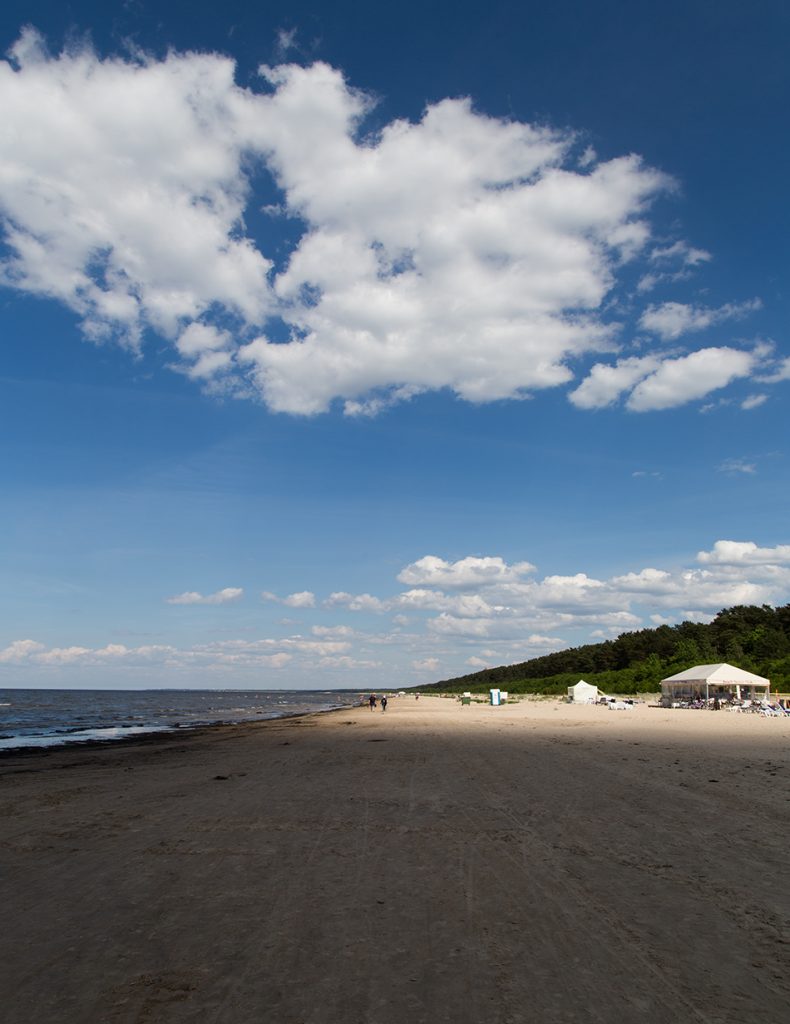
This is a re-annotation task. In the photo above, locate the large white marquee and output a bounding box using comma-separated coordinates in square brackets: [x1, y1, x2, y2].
[660, 663, 770, 702]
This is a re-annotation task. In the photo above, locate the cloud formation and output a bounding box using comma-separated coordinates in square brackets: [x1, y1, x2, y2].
[240, 69, 668, 413]
[412, 657, 441, 673]
[283, 591, 316, 608]
[639, 300, 761, 341]
[387, 542, 790, 642]
[571, 346, 761, 411]
[697, 541, 790, 566]
[1, 33, 777, 416]
[637, 240, 712, 293]
[0, 30, 273, 347]
[262, 590, 318, 609]
[717, 458, 757, 475]
[4, 539, 790, 683]
[0, 639, 46, 662]
[324, 591, 387, 613]
[397, 555, 535, 589]
[8, 31, 756, 418]
[167, 587, 243, 605]
[0, 640, 176, 665]
[626, 347, 757, 411]
[569, 355, 660, 409]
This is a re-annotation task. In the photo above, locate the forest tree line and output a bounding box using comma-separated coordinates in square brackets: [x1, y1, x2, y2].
[419, 604, 790, 695]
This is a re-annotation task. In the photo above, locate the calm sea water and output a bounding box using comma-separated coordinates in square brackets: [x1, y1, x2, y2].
[0, 688, 357, 750]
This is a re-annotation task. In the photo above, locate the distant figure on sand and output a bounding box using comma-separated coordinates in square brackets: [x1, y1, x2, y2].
[369, 694, 377, 710]
[381, 695, 388, 711]
[415, 692, 420, 701]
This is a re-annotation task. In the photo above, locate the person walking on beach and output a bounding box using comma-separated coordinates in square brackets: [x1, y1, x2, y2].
[369, 693, 377, 710]
[381, 695, 388, 711]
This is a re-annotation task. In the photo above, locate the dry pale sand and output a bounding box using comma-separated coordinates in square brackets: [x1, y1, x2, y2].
[1, 695, 789, 1024]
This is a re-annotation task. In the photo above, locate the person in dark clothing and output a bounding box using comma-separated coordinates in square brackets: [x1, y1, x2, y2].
[369, 694, 376, 709]
[381, 695, 388, 711]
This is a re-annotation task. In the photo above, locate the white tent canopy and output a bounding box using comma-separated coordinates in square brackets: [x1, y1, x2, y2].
[568, 680, 598, 703]
[660, 663, 770, 703]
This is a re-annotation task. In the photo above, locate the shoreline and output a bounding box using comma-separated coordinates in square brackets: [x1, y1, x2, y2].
[0, 700, 358, 760]
[2, 695, 789, 1022]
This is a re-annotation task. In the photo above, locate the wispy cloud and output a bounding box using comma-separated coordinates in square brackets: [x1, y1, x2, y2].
[639, 299, 761, 340]
[167, 588, 243, 605]
[637, 240, 712, 292]
[261, 590, 316, 608]
[412, 657, 441, 673]
[717, 458, 756, 475]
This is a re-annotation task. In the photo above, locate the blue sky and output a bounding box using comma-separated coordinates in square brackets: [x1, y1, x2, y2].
[1, 1, 789, 689]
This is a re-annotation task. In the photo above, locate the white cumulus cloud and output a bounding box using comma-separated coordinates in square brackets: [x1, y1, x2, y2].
[324, 591, 387, 612]
[0, 30, 274, 347]
[396, 588, 501, 618]
[387, 539, 790, 642]
[282, 591, 316, 608]
[697, 541, 790, 566]
[175, 323, 234, 380]
[626, 347, 756, 411]
[569, 355, 660, 409]
[1, 31, 783, 431]
[0, 32, 683, 416]
[239, 74, 668, 413]
[397, 555, 535, 589]
[0, 639, 46, 662]
[8, 537, 790, 681]
[34, 645, 93, 664]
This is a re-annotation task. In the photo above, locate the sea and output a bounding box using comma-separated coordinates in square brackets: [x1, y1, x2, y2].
[0, 688, 358, 751]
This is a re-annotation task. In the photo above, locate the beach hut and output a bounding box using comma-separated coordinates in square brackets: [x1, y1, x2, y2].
[660, 663, 770, 705]
[568, 680, 598, 703]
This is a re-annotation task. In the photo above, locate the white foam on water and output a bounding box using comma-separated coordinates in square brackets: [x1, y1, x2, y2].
[0, 725, 171, 750]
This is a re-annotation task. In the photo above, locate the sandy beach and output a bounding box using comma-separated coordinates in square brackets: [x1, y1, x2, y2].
[2, 695, 789, 1023]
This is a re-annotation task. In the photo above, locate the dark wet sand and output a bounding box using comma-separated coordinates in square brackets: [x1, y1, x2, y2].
[1, 697, 789, 1023]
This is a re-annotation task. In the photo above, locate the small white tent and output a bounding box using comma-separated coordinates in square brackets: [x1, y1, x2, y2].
[660, 663, 770, 704]
[568, 680, 598, 703]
